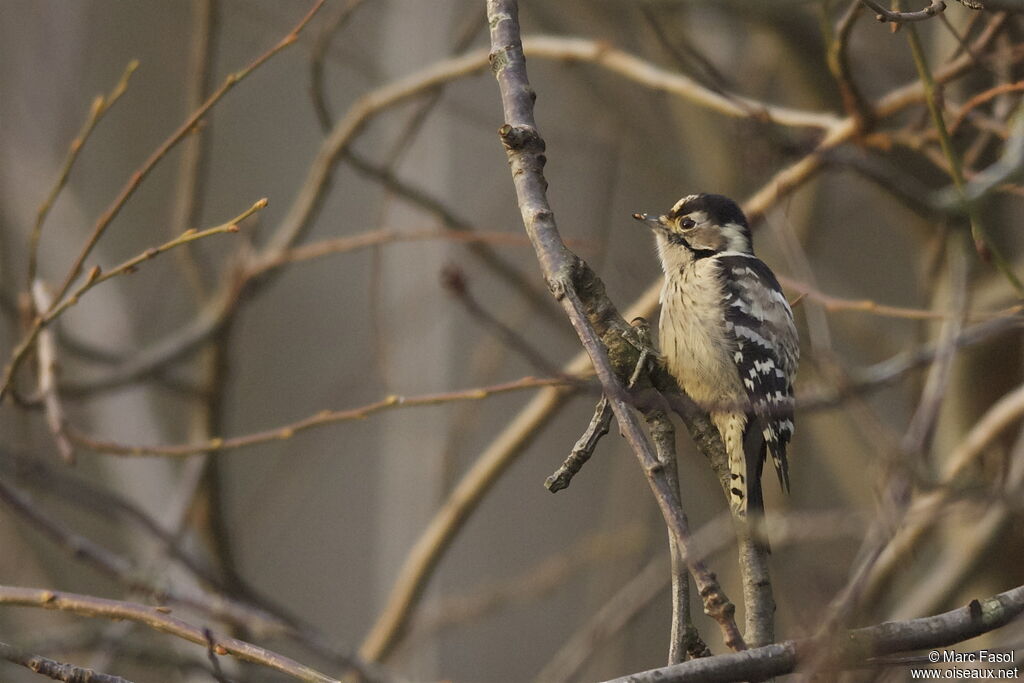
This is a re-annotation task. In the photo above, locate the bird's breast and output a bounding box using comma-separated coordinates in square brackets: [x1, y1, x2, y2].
[659, 266, 745, 409]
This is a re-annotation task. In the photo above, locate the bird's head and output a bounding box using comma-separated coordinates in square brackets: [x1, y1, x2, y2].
[633, 193, 752, 266]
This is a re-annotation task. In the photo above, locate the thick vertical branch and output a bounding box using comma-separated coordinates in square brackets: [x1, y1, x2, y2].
[668, 391, 774, 647]
[736, 529, 774, 648]
[644, 408, 690, 664]
[485, 0, 744, 652]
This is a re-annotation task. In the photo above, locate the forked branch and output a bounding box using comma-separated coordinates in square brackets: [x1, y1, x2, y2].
[485, 0, 744, 653]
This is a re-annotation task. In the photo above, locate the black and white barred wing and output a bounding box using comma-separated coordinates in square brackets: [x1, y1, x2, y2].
[716, 254, 799, 490]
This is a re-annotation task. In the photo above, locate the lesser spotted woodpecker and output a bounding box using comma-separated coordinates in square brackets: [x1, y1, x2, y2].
[633, 193, 798, 517]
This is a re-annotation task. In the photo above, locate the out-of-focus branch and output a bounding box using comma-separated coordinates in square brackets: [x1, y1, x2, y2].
[410, 524, 649, 639]
[861, 382, 1024, 606]
[803, 238, 969, 678]
[601, 583, 1024, 683]
[827, 2, 872, 129]
[937, 108, 1024, 208]
[3, 0, 322, 407]
[68, 376, 577, 457]
[441, 265, 562, 377]
[50, 1, 324, 307]
[950, 80, 1024, 133]
[799, 312, 1024, 410]
[30, 283, 73, 463]
[55, 16, 1006, 400]
[0, 640, 132, 683]
[356, 13, 1012, 666]
[1, 200, 266, 402]
[27, 60, 138, 288]
[0, 587, 339, 683]
[309, 0, 369, 131]
[536, 554, 672, 683]
[265, 32, 838, 264]
[342, 151, 563, 326]
[779, 273, 1023, 320]
[169, 0, 219, 297]
[0, 477, 271, 635]
[906, 21, 1023, 294]
[253, 228, 536, 274]
[0, 451, 226, 591]
[0, 474, 378, 678]
[60, 228, 535, 396]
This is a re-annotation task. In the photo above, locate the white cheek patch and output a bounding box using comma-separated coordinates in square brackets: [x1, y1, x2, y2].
[719, 222, 750, 252]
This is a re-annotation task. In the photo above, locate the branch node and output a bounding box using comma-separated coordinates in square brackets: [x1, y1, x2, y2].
[498, 123, 545, 154]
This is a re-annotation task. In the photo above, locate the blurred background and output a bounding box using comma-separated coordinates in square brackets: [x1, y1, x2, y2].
[1, 0, 1023, 681]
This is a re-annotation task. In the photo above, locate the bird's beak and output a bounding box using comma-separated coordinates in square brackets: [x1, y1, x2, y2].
[632, 212, 668, 231]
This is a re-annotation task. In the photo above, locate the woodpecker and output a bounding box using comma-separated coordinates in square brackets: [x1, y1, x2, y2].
[633, 193, 798, 517]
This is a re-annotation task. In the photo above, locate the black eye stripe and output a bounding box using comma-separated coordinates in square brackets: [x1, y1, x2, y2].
[666, 231, 716, 259]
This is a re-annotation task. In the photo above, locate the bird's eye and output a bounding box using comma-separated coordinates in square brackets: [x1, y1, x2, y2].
[680, 218, 696, 228]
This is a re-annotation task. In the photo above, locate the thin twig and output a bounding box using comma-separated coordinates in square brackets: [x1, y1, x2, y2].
[441, 265, 563, 377]
[860, 0, 947, 23]
[535, 554, 671, 683]
[0, 451, 229, 593]
[861, 382, 1024, 606]
[342, 150, 563, 327]
[0, 474, 377, 678]
[828, 2, 873, 129]
[27, 60, 139, 288]
[950, 79, 1024, 133]
[778, 273, 1022, 321]
[52, 19, 1007, 401]
[906, 20, 1024, 294]
[252, 228, 537, 274]
[0, 200, 265, 402]
[309, 0, 369, 131]
[410, 524, 649, 639]
[204, 628, 230, 683]
[645, 407, 691, 664]
[169, 0, 219, 298]
[0, 639, 133, 683]
[0, 586, 339, 683]
[68, 376, 577, 457]
[49, 0, 325, 307]
[799, 312, 1024, 410]
[629, 317, 696, 662]
[30, 282, 74, 463]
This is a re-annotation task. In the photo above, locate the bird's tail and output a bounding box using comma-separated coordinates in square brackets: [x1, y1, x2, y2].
[742, 415, 770, 553]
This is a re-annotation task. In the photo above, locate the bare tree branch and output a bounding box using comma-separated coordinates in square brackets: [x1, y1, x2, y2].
[68, 375, 576, 457]
[0, 586, 341, 683]
[0, 640, 133, 683]
[484, 0, 744, 654]
[860, 0, 947, 24]
[602, 583, 1024, 683]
